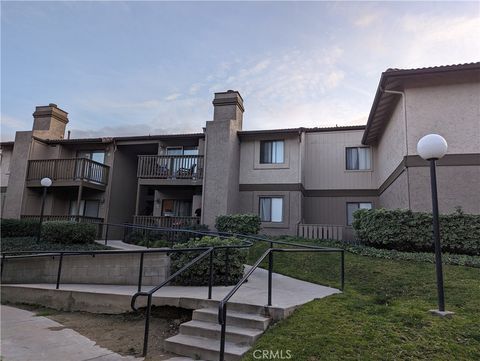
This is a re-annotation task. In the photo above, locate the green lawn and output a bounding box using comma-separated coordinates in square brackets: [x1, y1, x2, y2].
[1, 237, 111, 253]
[243, 238, 480, 361]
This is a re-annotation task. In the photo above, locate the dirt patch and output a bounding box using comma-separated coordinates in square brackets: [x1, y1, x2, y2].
[10, 303, 192, 360]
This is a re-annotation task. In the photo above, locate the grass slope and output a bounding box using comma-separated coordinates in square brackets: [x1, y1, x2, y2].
[243, 239, 480, 361]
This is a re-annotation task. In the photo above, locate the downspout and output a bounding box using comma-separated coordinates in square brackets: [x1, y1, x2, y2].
[380, 87, 411, 209]
[200, 131, 208, 225]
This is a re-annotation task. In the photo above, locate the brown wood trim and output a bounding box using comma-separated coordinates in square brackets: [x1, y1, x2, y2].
[405, 153, 480, 167]
[379, 153, 480, 195]
[239, 183, 304, 192]
[378, 159, 406, 195]
[303, 189, 378, 197]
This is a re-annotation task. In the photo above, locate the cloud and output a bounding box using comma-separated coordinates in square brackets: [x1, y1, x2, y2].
[398, 14, 480, 67]
[354, 13, 380, 28]
[165, 93, 181, 101]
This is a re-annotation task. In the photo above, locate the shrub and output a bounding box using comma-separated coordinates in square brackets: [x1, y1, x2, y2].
[352, 208, 480, 255]
[1, 218, 39, 238]
[2, 236, 110, 253]
[170, 236, 246, 286]
[124, 224, 209, 247]
[41, 221, 96, 244]
[215, 214, 261, 235]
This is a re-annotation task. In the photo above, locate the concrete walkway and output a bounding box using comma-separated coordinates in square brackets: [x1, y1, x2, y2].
[0, 305, 143, 361]
[3, 266, 340, 316]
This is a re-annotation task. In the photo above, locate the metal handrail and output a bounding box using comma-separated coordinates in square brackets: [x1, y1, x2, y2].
[1, 221, 345, 360]
[217, 244, 345, 361]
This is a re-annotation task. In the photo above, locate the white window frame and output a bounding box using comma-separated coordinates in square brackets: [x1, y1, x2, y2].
[346, 202, 372, 226]
[345, 146, 372, 171]
[259, 197, 284, 223]
[260, 140, 285, 164]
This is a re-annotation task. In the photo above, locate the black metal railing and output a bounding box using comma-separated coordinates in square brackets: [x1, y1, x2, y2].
[1, 222, 345, 360]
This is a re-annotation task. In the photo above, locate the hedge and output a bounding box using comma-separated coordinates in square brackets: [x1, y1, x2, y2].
[124, 223, 209, 247]
[2, 236, 111, 254]
[352, 208, 480, 255]
[1, 219, 39, 238]
[41, 221, 96, 244]
[170, 236, 246, 286]
[215, 214, 261, 235]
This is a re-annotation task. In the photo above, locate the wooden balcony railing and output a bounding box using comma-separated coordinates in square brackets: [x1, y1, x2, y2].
[133, 215, 200, 228]
[27, 158, 109, 186]
[297, 223, 345, 241]
[21, 214, 104, 224]
[137, 155, 204, 180]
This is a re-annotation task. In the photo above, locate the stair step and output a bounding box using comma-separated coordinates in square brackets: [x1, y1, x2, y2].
[193, 308, 271, 330]
[180, 320, 264, 344]
[164, 334, 250, 361]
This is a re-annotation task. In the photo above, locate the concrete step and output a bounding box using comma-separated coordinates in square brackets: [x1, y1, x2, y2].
[192, 308, 271, 330]
[180, 320, 264, 344]
[164, 334, 250, 361]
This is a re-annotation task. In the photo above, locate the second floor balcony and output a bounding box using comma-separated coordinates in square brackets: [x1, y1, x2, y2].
[26, 158, 110, 189]
[137, 155, 204, 181]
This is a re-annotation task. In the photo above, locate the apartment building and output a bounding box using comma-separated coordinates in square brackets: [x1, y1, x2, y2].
[1, 63, 479, 239]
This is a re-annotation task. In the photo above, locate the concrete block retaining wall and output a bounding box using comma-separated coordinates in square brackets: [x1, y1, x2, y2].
[2, 253, 170, 286]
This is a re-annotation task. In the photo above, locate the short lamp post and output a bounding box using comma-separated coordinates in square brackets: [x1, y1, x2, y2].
[37, 177, 52, 242]
[417, 134, 453, 317]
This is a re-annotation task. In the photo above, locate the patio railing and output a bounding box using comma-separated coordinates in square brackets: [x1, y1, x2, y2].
[133, 215, 200, 228]
[137, 155, 204, 179]
[27, 158, 109, 186]
[297, 223, 345, 241]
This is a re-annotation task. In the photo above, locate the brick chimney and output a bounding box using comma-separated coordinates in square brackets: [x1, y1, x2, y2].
[212, 90, 244, 126]
[32, 103, 69, 139]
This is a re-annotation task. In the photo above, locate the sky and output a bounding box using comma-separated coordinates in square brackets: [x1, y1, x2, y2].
[1, 1, 479, 141]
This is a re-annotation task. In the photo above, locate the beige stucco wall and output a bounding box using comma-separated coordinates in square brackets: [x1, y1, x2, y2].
[374, 100, 406, 187]
[304, 130, 375, 190]
[303, 195, 378, 226]
[0, 146, 12, 187]
[239, 135, 302, 185]
[378, 171, 409, 209]
[405, 82, 480, 156]
[202, 118, 242, 227]
[3, 131, 33, 219]
[29, 139, 61, 160]
[408, 165, 480, 214]
[237, 190, 302, 236]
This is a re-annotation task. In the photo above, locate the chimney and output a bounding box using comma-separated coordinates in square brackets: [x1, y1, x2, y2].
[32, 103, 69, 139]
[212, 90, 244, 125]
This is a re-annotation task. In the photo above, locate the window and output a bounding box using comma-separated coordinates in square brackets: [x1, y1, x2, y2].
[77, 150, 105, 164]
[260, 140, 284, 164]
[161, 199, 192, 217]
[346, 202, 372, 225]
[69, 200, 100, 218]
[259, 197, 283, 222]
[346, 147, 371, 170]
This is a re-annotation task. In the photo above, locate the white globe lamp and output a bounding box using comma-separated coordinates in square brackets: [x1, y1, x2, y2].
[40, 177, 52, 187]
[417, 134, 448, 160]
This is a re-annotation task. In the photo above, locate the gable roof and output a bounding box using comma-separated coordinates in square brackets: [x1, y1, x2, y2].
[362, 62, 480, 145]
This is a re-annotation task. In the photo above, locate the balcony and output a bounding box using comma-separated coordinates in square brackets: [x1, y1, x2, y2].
[133, 215, 200, 228]
[26, 158, 109, 190]
[137, 155, 204, 185]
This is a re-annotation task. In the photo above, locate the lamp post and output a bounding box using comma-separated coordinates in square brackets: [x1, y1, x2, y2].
[37, 177, 52, 242]
[417, 134, 453, 317]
